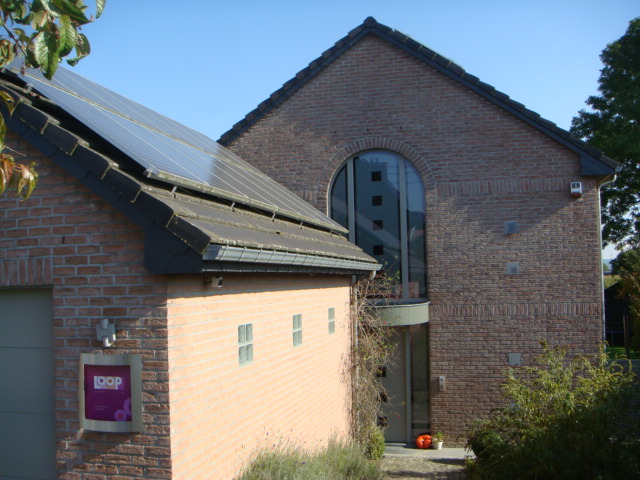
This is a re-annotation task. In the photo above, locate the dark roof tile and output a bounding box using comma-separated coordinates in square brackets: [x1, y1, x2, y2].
[102, 168, 142, 202]
[41, 122, 82, 155]
[462, 72, 480, 84]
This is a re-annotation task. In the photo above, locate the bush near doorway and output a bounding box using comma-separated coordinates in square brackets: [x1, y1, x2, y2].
[466, 342, 640, 480]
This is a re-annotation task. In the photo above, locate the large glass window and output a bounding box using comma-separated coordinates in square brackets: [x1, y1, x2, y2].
[330, 151, 426, 300]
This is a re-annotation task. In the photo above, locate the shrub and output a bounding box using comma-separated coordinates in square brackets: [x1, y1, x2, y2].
[466, 342, 640, 480]
[236, 439, 381, 480]
[364, 425, 386, 460]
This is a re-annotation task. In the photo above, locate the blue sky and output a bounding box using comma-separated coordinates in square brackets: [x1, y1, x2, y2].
[72, 1, 638, 257]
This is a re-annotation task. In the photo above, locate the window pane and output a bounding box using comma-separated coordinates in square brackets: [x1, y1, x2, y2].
[238, 325, 246, 343]
[330, 166, 349, 230]
[354, 152, 401, 283]
[410, 324, 429, 437]
[405, 162, 426, 298]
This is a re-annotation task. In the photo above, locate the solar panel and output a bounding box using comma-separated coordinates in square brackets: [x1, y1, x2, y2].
[12, 65, 345, 233]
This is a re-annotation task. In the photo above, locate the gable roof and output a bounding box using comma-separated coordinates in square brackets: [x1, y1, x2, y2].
[218, 16, 619, 177]
[0, 65, 380, 275]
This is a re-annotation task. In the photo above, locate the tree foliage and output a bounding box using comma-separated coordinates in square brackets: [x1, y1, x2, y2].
[611, 248, 640, 352]
[466, 342, 640, 479]
[0, 0, 104, 199]
[571, 18, 640, 248]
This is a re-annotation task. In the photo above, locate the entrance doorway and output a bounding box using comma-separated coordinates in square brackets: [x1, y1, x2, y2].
[380, 329, 409, 442]
[380, 323, 429, 444]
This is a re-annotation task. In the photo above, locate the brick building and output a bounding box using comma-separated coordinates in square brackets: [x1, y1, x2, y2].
[0, 66, 378, 478]
[219, 17, 620, 444]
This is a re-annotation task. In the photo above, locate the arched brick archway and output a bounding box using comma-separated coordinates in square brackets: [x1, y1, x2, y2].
[318, 137, 436, 212]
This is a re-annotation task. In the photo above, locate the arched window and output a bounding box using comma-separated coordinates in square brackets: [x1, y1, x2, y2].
[330, 151, 426, 300]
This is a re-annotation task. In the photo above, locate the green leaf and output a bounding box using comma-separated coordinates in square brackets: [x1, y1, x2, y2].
[0, 155, 14, 196]
[30, 10, 49, 30]
[51, 0, 90, 23]
[57, 15, 76, 56]
[14, 4, 30, 23]
[0, 164, 7, 196]
[66, 32, 89, 66]
[0, 40, 15, 68]
[0, 91, 15, 114]
[32, 32, 48, 66]
[0, 116, 6, 150]
[96, 0, 105, 19]
[43, 47, 60, 79]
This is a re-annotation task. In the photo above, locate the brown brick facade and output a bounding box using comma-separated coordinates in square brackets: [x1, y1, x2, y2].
[224, 34, 605, 443]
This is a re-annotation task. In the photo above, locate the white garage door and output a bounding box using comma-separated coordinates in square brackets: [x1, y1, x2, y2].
[0, 289, 56, 480]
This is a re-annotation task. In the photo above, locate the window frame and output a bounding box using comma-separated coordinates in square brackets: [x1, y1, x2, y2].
[329, 150, 426, 302]
[238, 323, 254, 366]
[292, 314, 303, 347]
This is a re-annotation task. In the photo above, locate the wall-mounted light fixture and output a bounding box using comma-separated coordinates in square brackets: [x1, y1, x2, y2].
[96, 319, 116, 348]
[204, 273, 223, 288]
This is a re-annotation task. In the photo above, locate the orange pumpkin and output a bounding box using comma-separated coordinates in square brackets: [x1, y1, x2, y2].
[415, 434, 432, 449]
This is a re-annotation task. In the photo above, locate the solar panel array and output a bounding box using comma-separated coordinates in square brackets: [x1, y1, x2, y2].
[14, 66, 344, 232]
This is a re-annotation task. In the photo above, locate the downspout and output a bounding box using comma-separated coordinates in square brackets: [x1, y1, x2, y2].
[598, 174, 617, 343]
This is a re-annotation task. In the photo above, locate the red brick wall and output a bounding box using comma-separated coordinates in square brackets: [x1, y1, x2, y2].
[166, 274, 352, 479]
[225, 34, 604, 443]
[0, 135, 172, 478]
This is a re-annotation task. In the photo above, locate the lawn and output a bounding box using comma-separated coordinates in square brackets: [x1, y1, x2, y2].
[607, 345, 640, 360]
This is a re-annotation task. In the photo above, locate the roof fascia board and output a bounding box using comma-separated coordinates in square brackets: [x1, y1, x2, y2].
[204, 244, 381, 272]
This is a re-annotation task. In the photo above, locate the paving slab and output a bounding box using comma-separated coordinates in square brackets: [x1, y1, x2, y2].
[381, 444, 472, 480]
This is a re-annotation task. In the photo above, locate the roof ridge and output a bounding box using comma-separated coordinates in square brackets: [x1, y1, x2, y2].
[217, 17, 618, 175]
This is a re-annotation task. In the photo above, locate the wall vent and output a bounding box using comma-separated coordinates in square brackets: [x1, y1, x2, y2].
[508, 353, 522, 366]
[504, 221, 519, 235]
[506, 262, 520, 275]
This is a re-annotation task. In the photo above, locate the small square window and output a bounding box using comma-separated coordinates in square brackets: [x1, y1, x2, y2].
[504, 221, 519, 235]
[238, 324, 253, 365]
[328, 307, 335, 334]
[506, 262, 520, 275]
[372, 219, 383, 230]
[371, 171, 382, 182]
[373, 244, 384, 256]
[372, 195, 383, 206]
[293, 314, 303, 347]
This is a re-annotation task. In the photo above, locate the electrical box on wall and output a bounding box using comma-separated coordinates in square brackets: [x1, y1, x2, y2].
[570, 182, 583, 197]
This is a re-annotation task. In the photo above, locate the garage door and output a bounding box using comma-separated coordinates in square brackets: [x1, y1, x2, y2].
[0, 289, 56, 480]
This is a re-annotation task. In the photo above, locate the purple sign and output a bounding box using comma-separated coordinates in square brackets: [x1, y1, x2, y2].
[84, 364, 132, 422]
